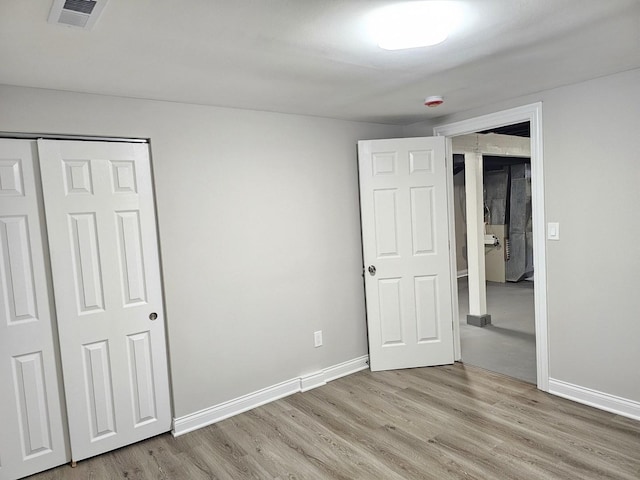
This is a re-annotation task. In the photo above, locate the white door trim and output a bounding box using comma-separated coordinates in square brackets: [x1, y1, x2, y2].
[433, 103, 549, 392]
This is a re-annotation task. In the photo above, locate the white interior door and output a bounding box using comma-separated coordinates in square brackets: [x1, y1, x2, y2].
[358, 137, 454, 371]
[0, 140, 70, 479]
[37, 140, 171, 462]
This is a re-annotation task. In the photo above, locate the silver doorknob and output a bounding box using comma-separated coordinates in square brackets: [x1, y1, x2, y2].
[368, 265, 376, 276]
[149, 312, 158, 321]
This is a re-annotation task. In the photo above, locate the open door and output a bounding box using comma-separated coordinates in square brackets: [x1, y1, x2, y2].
[358, 137, 454, 371]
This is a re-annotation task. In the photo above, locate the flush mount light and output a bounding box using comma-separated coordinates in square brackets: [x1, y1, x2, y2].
[424, 95, 444, 107]
[370, 1, 462, 50]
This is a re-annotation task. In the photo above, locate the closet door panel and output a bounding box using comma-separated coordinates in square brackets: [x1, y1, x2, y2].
[0, 140, 69, 480]
[38, 140, 171, 462]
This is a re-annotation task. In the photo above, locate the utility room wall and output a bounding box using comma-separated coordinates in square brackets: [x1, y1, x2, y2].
[451, 134, 532, 280]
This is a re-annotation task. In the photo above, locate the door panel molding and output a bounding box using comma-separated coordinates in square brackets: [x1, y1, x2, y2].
[359, 137, 454, 371]
[38, 139, 171, 462]
[0, 139, 70, 480]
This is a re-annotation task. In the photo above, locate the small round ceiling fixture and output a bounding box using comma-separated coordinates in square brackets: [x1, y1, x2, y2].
[424, 96, 444, 107]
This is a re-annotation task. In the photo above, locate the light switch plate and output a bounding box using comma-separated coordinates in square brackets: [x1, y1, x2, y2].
[547, 222, 560, 240]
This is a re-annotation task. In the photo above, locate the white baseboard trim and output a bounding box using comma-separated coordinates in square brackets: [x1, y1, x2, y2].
[172, 355, 370, 437]
[300, 371, 326, 392]
[172, 378, 300, 437]
[549, 378, 640, 421]
[323, 354, 370, 382]
[457, 269, 468, 278]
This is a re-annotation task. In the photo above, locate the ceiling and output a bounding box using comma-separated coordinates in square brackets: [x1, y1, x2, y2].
[1, 1, 639, 125]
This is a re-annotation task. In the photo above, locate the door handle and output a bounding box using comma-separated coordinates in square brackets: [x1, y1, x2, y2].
[368, 265, 376, 276]
[149, 312, 158, 321]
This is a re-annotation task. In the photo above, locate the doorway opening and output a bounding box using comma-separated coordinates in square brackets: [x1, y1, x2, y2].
[452, 125, 536, 383]
[434, 103, 548, 391]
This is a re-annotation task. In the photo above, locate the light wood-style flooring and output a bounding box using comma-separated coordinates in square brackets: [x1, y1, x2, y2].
[29, 363, 640, 479]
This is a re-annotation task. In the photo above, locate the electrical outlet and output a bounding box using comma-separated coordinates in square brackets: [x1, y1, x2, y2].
[314, 330, 323, 347]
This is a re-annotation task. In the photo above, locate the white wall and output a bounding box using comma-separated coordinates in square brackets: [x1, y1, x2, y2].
[0, 85, 402, 417]
[405, 67, 640, 403]
[5, 66, 639, 420]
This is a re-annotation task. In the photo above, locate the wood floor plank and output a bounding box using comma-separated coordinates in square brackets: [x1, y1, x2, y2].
[26, 363, 640, 480]
[271, 400, 409, 480]
[285, 390, 470, 479]
[492, 396, 640, 460]
[398, 382, 636, 479]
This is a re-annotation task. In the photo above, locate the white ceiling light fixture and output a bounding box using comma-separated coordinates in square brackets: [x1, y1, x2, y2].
[424, 95, 444, 107]
[370, 1, 463, 50]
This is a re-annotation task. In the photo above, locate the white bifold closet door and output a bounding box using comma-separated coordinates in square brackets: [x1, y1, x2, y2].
[37, 140, 171, 462]
[0, 140, 69, 480]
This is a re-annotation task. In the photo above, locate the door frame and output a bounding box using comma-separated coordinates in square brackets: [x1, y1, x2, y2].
[433, 102, 549, 392]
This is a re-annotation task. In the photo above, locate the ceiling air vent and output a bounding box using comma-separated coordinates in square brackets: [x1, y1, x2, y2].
[48, 0, 109, 30]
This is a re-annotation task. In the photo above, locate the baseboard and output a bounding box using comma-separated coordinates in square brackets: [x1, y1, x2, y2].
[300, 371, 326, 392]
[549, 378, 640, 421]
[457, 269, 468, 278]
[172, 354, 370, 436]
[323, 354, 370, 382]
[172, 378, 300, 437]
[300, 355, 369, 391]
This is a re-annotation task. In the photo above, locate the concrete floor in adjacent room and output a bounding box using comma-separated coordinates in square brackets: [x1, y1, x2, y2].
[457, 276, 536, 384]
